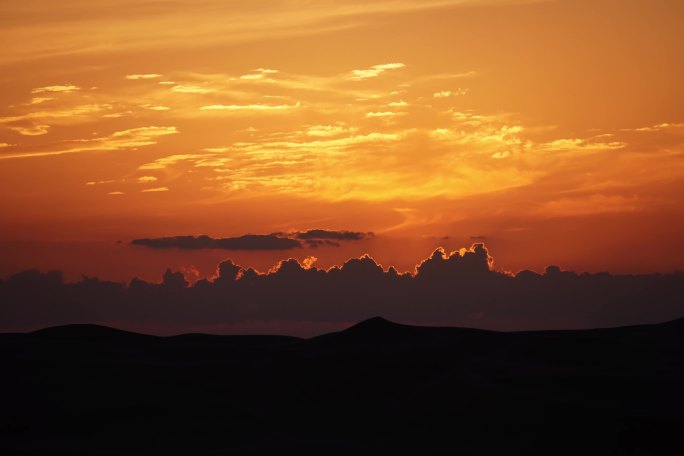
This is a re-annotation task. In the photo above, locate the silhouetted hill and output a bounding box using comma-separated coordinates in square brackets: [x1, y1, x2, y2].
[31, 323, 158, 342]
[659, 315, 684, 330]
[1, 317, 683, 454]
[346, 315, 398, 332]
[312, 316, 492, 347]
[312, 316, 417, 344]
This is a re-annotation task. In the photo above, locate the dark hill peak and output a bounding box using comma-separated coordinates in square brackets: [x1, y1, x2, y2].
[307, 316, 496, 346]
[309, 317, 422, 345]
[347, 316, 399, 330]
[341, 316, 412, 336]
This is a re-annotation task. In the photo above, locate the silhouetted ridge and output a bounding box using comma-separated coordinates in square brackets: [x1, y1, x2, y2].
[28, 325, 302, 346]
[3, 315, 684, 454]
[663, 315, 684, 328]
[344, 316, 405, 333]
[310, 317, 431, 345]
[31, 324, 157, 342]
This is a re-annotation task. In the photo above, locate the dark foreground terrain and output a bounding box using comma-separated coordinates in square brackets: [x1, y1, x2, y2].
[1, 317, 683, 455]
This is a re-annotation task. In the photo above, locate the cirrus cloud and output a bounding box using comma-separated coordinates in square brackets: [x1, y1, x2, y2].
[351, 63, 406, 80]
[0, 126, 178, 160]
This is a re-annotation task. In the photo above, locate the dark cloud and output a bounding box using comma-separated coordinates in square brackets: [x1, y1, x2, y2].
[293, 229, 373, 241]
[131, 229, 372, 251]
[2, 243, 684, 335]
[161, 268, 188, 288]
[415, 244, 492, 279]
[131, 234, 301, 250]
[304, 239, 341, 248]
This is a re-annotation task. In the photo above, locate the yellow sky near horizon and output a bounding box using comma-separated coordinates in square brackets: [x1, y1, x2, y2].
[1, 0, 683, 278]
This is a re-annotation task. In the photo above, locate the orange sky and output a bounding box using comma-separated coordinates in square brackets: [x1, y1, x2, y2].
[1, 0, 684, 282]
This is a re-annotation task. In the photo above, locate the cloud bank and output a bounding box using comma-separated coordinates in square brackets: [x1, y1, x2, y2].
[131, 230, 373, 251]
[2, 243, 683, 335]
[132, 234, 301, 250]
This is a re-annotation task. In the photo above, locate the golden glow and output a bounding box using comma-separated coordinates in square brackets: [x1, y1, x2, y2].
[1, 0, 683, 279]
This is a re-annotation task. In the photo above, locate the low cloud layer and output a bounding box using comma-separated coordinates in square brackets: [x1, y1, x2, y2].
[2, 243, 683, 335]
[293, 229, 373, 241]
[132, 234, 301, 250]
[131, 230, 373, 251]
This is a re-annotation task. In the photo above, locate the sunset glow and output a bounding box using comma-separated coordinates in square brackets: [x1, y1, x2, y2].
[2, 0, 684, 283]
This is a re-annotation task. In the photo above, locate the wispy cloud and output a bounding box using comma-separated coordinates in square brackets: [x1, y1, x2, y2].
[137, 176, 158, 183]
[433, 88, 468, 98]
[141, 104, 171, 111]
[0, 126, 178, 160]
[366, 111, 398, 119]
[31, 85, 80, 94]
[0, 104, 112, 124]
[171, 85, 213, 94]
[200, 102, 300, 112]
[540, 138, 626, 152]
[238, 68, 279, 80]
[305, 125, 352, 137]
[27, 97, 54, 105]
[351, 63, 406, 80]
[623, 122, 684, 133]
[0, 2, 518, 64]
[138, 154, 211, 170]
[126, 74, 163, 80]
[9, 124, 50, 136]
[86, 179, 117, 186]
[0, 39, 678, 212]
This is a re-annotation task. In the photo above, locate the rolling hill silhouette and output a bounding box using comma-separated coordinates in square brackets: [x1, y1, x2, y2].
[313, 316, 426, 344]
[30, 323, 158, 342]
[1, 317, 683, 454]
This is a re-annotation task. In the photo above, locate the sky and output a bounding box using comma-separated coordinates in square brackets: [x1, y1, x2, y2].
[1, 0, 684, 285]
